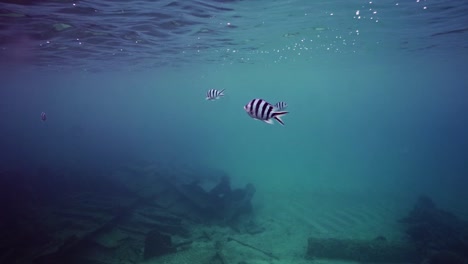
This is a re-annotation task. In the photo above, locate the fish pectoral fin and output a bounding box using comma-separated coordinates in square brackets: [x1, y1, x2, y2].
[263, 119, 274, 125]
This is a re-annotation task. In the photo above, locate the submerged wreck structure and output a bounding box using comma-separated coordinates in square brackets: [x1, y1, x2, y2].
[0, 162, 259, 264]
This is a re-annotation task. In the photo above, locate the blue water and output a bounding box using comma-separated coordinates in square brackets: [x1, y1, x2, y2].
[1, 0, 468, 263]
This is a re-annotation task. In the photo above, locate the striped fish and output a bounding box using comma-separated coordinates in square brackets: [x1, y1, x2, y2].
[244, 99, 288, 125]
[206, 89, 225, 100]
[274, 101, 288, 110]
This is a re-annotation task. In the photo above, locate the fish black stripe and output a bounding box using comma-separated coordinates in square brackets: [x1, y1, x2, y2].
[266, 104, 273, 119]
[261, 100, 269, 119]
[253, 99, 261, 117]
[254, 100, 260, 117]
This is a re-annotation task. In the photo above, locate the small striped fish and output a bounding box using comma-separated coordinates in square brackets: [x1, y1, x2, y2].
[206, 89, 225, 100]
[274, 101, 288, 110]
[244, 99, 288, 125]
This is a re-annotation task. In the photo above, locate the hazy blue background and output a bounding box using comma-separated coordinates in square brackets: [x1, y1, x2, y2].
[1, 0, 467, 213]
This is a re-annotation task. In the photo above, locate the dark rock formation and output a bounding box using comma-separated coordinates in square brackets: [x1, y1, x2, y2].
[400, 195, 468, 263]
[143, 230, 176, 260]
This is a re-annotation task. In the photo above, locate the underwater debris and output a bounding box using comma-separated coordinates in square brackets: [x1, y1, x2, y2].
[165, 173, 256, 225]
[227, 237, 279, 261]
[0, 163, 259, 264]
[400, 195, 468, 263]
[0, 168, 157, 263]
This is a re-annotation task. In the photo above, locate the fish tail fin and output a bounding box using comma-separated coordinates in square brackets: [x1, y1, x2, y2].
[273, 111, 288, 126]
[219, 89, 225, 96]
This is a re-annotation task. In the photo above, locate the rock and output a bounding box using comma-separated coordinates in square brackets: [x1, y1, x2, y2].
[143, 230, 175, 260]
[400, 195, 468, 262]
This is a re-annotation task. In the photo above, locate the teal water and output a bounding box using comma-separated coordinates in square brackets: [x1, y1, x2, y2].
[3, 54, 467, 203]
[1, 0, 468, 263]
